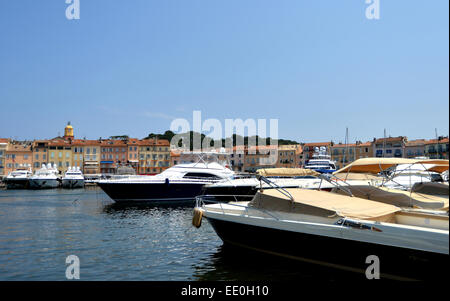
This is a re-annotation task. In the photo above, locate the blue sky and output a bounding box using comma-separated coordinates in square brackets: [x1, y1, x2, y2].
[0, 0, 448, 143]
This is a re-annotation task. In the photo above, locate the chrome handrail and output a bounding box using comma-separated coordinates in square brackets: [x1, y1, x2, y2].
[195, 195, 281, 220]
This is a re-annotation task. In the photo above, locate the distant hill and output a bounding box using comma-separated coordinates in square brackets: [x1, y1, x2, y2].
[143, 131, 299, 150]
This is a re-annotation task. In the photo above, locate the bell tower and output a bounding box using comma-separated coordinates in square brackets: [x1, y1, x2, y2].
[64, 121, 74, 140]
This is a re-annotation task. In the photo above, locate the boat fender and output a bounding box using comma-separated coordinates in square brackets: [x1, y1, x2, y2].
[165, 178, 170, 186]
[192, 208, 203, 228]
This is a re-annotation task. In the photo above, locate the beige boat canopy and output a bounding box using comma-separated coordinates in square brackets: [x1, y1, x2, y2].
[334, 158, 449, 175]
[250, 188, 401, 222]
[257, 168, 319, 177]
[331, 185, 449, 210]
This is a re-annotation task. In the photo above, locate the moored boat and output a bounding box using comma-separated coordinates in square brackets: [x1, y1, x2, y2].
[97, 151, 235, 204]
[62, 166, 85, 189]
[29, 163, 61, 189]
[3, 165, 33, 189]
[195, 183, 448, 280]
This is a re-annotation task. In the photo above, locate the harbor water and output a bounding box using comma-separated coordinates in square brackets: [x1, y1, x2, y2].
[0, 187, 357, 281]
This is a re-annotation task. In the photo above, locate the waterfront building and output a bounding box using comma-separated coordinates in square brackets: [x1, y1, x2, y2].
[48, 139, 73, 174]
[276, 144, 302, 168]
[424, 136, 449, 159]
[138, 138, 170, 174]
[4, 142, 33, 175]
[331, 143, 357, 170]
[71, 139, 101, 174]
[372, 136, 407, 158]
[170, 150, 181, 167]
[127, 138, 140, 172]
[0, 138, 9, 176]
[100, 139, 129, 174]
[32, 140, 49, 170]
[244, 145, 277, 172]
[404, 139, 427, 158]
[354, 141, 373, 160]
[229, 145, 246, 172]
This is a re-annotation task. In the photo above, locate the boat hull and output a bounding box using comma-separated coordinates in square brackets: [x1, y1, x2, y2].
[62, 179, 85, 189]
[4, 178, 30, 189]
[206, 216, 448, 280]
[97, 182, 207, 204]
[29, 179, 60, 189]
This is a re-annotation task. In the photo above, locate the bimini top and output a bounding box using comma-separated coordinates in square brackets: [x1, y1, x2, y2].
[249, 188, 401, 222]
[331, 185, 449, 210]
[256, 168, 319, 177]
[334, 158, 449, 174]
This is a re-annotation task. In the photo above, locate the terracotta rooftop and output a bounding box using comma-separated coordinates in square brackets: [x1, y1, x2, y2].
[6, 144, 32, 152]
[374, 136, 406, 143]
[139, 139, 170, 146]
[304, 142, 332, 147]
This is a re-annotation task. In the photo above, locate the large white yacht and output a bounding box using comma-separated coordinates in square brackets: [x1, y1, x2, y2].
[97, 151, 235, 204]
[304, 147, 336, 173]
[29, 163, 61, 189]
[4, 165, 33, 189]
[62, 166, 85, 189]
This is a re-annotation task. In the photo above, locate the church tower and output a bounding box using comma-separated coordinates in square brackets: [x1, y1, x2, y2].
[64, 122, 74, 140]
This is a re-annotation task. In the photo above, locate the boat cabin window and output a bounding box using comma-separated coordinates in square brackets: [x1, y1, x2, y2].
[183, 172, 221, 180]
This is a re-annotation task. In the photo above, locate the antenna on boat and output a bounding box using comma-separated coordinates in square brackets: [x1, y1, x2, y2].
[383, 129, 387, 158]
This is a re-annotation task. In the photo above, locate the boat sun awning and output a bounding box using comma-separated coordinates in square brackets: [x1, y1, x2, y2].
[334, 158, 449, 175]
[250, 188, 401, 222]
[256, 168, 319, 177]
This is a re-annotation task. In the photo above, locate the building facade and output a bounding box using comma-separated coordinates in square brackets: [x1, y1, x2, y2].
[4, 143, 33, 175]
[372, 136, 407, 158]
[0, 139, 10, 176]
[424, 137, 449, 159]
[276, 145, 301, 168]
[138, 139, 171, 174]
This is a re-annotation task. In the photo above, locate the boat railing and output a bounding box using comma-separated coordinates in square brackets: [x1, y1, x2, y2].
[196, 194, 281, 221]
[256, 175, 294, 201]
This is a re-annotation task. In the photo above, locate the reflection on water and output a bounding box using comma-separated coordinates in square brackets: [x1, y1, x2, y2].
[0, 187, 358, 281]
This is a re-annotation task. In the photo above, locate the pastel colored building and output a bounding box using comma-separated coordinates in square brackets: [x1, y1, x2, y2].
[100, 139, 128, 174]
[0, 138, 10, 176]
[373, 136, 407, 158]
[32, 140, 50, 170]
[71, 139, 101, 174]
[127, 138, 140, 172]
[276, 144, 301, 168]
[138, 139, 170, 174]
[404, 139, 427, 158]
[4, 143, 33, 175]
[331, 143, 357, 170]
[48, 139, 73, 174]
[424, 137, 449, 159]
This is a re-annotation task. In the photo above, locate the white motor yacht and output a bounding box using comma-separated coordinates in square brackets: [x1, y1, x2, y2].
[62, 166, 85, 189]
[304, 147, 336, 173]
[3, 165, 33, 189]
[29, 163, 61, 189]
[97, 151, 235, 204]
